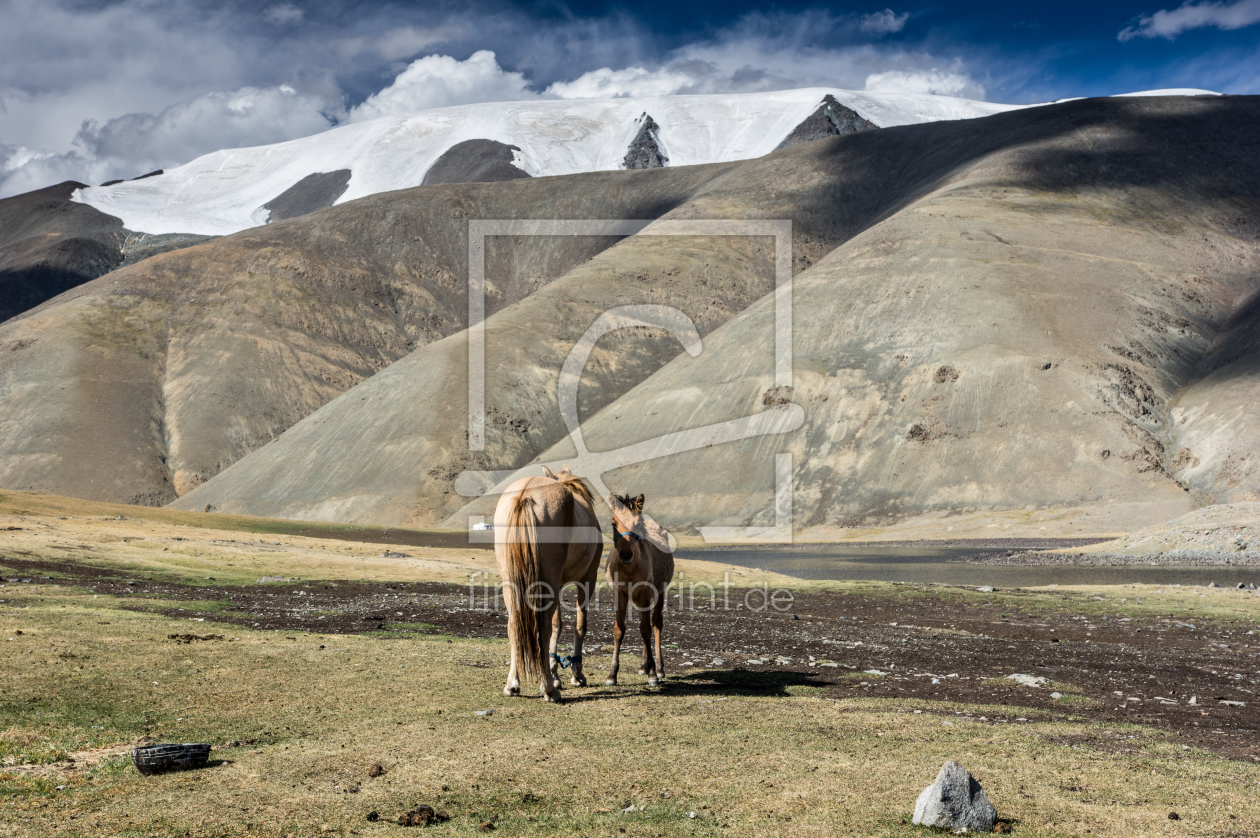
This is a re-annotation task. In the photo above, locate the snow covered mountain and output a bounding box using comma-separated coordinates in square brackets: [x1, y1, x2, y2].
[71, 88, 1030, 236]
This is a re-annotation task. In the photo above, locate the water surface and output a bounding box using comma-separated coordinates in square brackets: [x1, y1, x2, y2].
[687, 543, 1258, 588]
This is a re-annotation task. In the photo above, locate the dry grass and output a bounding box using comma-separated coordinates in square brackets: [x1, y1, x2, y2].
[2, 493, 1260, 836]
[0, 490, 795, 589]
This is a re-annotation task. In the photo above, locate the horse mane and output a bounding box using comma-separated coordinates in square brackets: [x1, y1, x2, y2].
[556, 472, 594, 509]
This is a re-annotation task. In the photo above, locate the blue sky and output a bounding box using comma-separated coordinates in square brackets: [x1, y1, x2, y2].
[1, 0, 1257, 196]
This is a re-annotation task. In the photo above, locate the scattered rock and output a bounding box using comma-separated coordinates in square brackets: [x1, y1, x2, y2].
[474, 709, 494, 717]
[993, 821, 1013, 834]
[366, 811, 379, 822]
[167, 633, 223, 643]
[368, 763, 386, 777]
[912, 761, 998, 832]
[398, 805, 446, 826]
[1168, 811, 1180, 820]
[257, 576, 290, 583]
[381, 551, 411, 558]
[976, 586, 996, 593]
[1050, 692, 1064, 699]
[1006, 674, 1048, 688]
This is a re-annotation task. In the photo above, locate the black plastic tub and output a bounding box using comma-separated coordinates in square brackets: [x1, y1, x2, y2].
[131, 743, 211, 775]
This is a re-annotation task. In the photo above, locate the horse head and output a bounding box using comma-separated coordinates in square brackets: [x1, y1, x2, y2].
[609, 493, 647, 567]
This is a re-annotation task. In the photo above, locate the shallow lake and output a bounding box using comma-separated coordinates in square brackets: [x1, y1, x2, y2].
[687, 543, 1259, 588]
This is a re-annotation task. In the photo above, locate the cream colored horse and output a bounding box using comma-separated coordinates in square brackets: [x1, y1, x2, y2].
[494, 465, 602, 702]
[605, 493, 675, 688]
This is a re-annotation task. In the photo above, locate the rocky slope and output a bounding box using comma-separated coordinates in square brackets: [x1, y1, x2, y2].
[0, 161, 754, 506]
[178, 96, 1260, 535]
[0, 181, 126, 324]
[452, 96, 1260, 537]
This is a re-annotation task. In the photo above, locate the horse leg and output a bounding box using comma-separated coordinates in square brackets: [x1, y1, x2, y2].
[536, 600, 562, 703]
[502, 583, 521, 696]
[549, 604, 564, 692]
[605, 585, 627, 686]
[638, 607, 655, 680]
[570, 580, 590, 687]
[650, 594, 665, 687]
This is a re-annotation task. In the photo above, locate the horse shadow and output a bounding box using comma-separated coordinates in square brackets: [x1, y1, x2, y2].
[561, 667, 833, 703]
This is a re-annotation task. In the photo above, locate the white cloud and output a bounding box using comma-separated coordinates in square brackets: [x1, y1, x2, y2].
[347, 50, 535, 122]
[0, 2, 1007, 198]
[1119, 0, 1260, 40]
[263, 4, 304, 26]
[860, 9, 910, 34]
[864, 68, 985, 98]
[546, 66, 696, 99]
[0, 84, 332, 197]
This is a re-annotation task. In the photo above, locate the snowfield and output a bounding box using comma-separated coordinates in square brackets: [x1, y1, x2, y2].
[70, 87, 1219, 237]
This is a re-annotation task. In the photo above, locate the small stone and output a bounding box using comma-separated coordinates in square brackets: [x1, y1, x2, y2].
[398, 805, 441, 826]
[1006, 674, 1048, 688]
[368, 763, 386, 777]
[912, 761, 998, 832]
[1168, 811, 1181, 820]
[1050, 692, 1064, 699]
[976, 586, 996, 593]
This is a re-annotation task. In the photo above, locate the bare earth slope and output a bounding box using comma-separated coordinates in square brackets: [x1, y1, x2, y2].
[183, 96, 1259, 532]
[0, 181, 125, 324]
[447, 96, 1260, 535]
[0, 164, 742, 505]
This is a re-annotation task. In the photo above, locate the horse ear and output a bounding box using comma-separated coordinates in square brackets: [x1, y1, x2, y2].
[607, 493, 620, 511]
[557, 464, 573, 478]
[540, 465, 556, 478]
[633, 494, 645, 512]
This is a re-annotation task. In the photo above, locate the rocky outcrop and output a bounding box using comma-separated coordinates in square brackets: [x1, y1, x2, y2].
[775, 94, 877, 150]
[623, 114, 668, 169]
[422, 140, 531, 186]
[119, 233, 218, 269]
[0, 181, 125, 323]
[262, 170, 352, 222]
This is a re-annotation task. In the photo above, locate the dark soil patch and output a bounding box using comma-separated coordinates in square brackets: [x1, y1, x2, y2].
[4, 555, 1257, 763]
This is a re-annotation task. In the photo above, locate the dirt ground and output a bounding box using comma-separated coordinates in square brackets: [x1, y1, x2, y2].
[5, 553, 1257, 764]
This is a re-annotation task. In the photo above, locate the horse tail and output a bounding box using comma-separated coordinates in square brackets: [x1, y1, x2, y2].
[504, 487, 544, 684]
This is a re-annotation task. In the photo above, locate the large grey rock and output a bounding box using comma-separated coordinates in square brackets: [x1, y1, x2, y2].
[913, 761, 997, 831]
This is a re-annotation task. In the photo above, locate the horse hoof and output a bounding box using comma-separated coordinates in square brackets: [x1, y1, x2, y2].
[605, 678, 617, 687]
[647, 678, 659, 688]
[545, 692, 564, 704]
[638, 668, 647, 675]
[571, 676, 587, 687]
[504, 687, 520, 697]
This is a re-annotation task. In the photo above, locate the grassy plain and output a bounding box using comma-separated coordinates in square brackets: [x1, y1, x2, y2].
[2, 491, 1258, 837]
